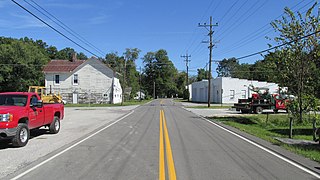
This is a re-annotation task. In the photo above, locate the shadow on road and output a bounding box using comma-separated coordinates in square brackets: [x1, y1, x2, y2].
[213, 116, 257, 125]
[270, 128, 314, 136]
[0, 128, 53, 150]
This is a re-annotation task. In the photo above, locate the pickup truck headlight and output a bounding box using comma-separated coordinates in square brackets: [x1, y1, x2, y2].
[0, 113, 13, 122]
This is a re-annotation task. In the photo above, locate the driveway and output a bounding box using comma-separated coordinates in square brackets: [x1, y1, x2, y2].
[0, 106, 137, 179]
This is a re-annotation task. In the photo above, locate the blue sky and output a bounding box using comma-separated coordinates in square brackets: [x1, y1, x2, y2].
[0, 0, 318, 76]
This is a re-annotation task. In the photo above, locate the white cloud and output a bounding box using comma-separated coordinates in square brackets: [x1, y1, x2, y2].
[45, 2, 94, 10]
[1, 13, 47, 29]
[88, 14, 112, 25]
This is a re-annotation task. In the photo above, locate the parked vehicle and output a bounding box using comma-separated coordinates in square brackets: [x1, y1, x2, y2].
[233, 86, 290, 114]
[28, 86, 64, 104]
[0, 92, 64, 147]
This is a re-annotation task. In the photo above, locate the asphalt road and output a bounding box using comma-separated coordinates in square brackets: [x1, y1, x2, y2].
[6, 99, 320, 179]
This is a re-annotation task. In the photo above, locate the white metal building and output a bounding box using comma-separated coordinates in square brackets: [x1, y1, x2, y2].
[191, 77, 279, 104]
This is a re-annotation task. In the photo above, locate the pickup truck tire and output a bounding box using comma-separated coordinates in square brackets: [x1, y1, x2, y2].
[12, 123, 29, 147]
[49, 116, 60, 134]
[255, 106, 263, 114]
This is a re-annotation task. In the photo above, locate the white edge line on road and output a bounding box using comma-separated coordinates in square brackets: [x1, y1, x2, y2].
[200, 116, 320, 179]
[11, 110, 135, 180]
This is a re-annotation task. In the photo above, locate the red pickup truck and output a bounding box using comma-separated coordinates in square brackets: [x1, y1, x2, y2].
[0, 92, 64, 147]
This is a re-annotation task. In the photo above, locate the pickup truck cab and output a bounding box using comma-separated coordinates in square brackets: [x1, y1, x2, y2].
[0, 92, 64, 147]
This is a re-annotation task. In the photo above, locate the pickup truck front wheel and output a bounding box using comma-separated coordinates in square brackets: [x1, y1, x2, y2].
[49, 116, 60, 134]
[255, 106, 263, 114]
[12, 123, 29, 147]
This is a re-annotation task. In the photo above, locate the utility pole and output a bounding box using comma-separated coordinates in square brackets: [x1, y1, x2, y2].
[121, 58, 127, 105]
[139, 66, 142, 101]
[199, 16, 218, 107]
[181, 52, 191, 101]
[153, 81, 155, 99]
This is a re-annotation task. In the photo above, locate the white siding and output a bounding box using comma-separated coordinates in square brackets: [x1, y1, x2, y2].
[112, 78, 122, 104]
[191, 77, 279, 104]
[44, 58, 121, 104]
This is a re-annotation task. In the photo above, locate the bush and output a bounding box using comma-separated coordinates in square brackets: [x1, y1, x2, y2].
[182, 89, 189, 100]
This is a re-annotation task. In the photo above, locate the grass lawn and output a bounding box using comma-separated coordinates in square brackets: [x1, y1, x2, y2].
[208, 114, 320, 163]
[65, 99, 152, 107]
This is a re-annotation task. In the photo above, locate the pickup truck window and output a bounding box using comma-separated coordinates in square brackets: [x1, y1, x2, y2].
[0, 95, 28, 107]
[30, 95, 38, 105]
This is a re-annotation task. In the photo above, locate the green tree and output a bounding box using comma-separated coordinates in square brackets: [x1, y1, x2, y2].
[0, 37, 49, 91]
[77, 52, 88, 60]
[123, 48, 141, 98]
[270, 3, 320, 122]
[56, 47, 76, 60]
[175, 71, 187, 98]
[46, 46, 58, 59]
[216, 58, 239, 77]
[143, 49, 178, 98]
[249, 58, 277, 82]
[234, 63, 252, 79]
[104, 52, 124, 73]
[196, 68, 209, 81]
[216, 58, 253, 79]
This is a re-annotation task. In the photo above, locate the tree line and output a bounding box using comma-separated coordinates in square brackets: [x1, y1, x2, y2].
[104, 49, 190, 99]
[0, 37, 194, 100]
[0, 37, 89, 92]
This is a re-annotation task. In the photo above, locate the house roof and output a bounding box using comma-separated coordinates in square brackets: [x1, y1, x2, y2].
[43, 60, 86, 73]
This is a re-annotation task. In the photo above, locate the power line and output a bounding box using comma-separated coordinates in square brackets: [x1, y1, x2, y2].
[200, 0, 215, 23]
[216, 0, 315, 56]
[236, 30, 320, 60]
[216, 0, 267, 39]
[215, 0, 250, 37]
[11, 0, 100, 58]
[218, 0, 239, 23]
[183, 0, 216, 55]
[28, 0, 106, 56]
[209, 1, 223, 17]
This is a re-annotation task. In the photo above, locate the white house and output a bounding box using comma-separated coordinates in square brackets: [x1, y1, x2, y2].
[191, 77, 279, 104]
[43, 56, 122, 104]
[134, 91, 146, 100]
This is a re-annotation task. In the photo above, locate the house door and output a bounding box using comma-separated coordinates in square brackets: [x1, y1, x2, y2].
[73, 93, 78, 104]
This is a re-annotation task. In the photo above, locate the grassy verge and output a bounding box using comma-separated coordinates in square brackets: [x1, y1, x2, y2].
[208, 114, 320, 162]
[65, 99, 152, 107]
[173, 99, 188, 102]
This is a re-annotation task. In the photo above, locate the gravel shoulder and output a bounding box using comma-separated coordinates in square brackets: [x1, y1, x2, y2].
[0, 106, 137, 179]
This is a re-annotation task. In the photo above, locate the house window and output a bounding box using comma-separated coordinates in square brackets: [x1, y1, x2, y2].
[230, 90, 235, 100]
[241, 90, 246, 98]
[55, 75, 60, 85]
[73, 74, 78, 85]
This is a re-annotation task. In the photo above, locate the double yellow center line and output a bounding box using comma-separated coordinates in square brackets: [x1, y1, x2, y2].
[159, 110, 176, 180]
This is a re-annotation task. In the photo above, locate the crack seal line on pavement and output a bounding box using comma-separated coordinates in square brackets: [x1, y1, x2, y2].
[11, 110, 135, 180]
[198, 115, 320, 179]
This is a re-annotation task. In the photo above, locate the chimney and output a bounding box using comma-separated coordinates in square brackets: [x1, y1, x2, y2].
[72, 53, 77, 62]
